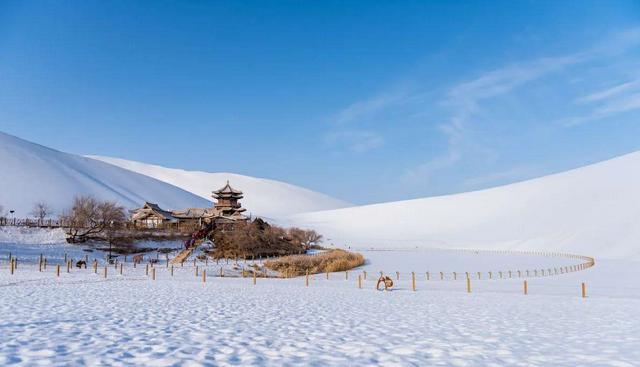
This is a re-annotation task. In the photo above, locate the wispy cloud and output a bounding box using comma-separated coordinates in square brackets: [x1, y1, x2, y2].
[577, 79, 640, 104]
[565, 78, 640, 126]
[324, 85, 411, 154]
[325, 27, 640, 190]
[447, 54, 588, 105]
[333, 89, 409, 125]
[402, 52, 590, 186]
[324, 130, 384, 154]
[406, 27, 640, 186]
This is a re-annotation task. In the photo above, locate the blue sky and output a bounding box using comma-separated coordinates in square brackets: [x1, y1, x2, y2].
[1, 1, 639, 204]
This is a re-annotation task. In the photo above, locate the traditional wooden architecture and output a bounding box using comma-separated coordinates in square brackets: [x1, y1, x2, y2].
[130, 181, 249, 229]
[130, 202, 178, 228]
[212, 181, 247, 223]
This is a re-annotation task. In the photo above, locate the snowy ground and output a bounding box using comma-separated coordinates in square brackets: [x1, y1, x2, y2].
[1, 243, 639, 366]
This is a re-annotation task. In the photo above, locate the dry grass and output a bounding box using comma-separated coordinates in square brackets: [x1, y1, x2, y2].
[264, 249, 365, 277]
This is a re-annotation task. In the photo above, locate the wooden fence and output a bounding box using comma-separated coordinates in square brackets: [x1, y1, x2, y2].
[0, 217, 199, 232]
[0, 255, 595, 298]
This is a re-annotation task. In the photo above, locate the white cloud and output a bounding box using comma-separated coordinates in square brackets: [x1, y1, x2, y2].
[447, 54, 588, 105]
[406, 53, 588, 185]
[596, 92, 640, 115]
[565, 79, 640, 126]
[410, 27, 640, 184]
[577, 80, 640, 104]
[332, 89, 409, 125]
[325, 130, 384, 154]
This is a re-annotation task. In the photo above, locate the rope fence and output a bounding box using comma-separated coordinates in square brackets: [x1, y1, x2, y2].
[1, 249, 595, 298]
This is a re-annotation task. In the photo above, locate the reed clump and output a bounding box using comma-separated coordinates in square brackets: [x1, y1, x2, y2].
[264, 250, 364, 277]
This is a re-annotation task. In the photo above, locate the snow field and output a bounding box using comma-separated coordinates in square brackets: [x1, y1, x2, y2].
[1, 258, 639, 366]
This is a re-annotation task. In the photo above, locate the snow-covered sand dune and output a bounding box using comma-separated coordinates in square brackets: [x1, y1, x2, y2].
[0, 132, 210, 216]
[88, 156, 351, 219]
[290, 152, 640, 260]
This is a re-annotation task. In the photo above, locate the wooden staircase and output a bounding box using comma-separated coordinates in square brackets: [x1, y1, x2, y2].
[170, 240, 202, 265]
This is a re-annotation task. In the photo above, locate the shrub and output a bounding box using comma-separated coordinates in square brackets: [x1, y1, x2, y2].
[211, 218, 305, 258]
[264, 249, 365, 277]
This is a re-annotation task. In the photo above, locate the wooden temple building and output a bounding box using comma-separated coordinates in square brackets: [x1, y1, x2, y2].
[130, 181, 248, 228]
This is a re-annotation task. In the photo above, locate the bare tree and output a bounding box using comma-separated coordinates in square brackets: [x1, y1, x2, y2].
[31, 202, 52, 221]
[60, 196, 126, 243]
[288, 227, 323, 249]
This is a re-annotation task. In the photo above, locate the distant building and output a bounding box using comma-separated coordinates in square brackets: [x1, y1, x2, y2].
[211, 181, 247, 222]
[130, 202, 179, 228]
[130, 181, 249, 229]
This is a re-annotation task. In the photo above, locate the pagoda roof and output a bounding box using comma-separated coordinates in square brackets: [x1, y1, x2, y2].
[131, 202, 176, 221]
[171, 208, 216, 219]
[213, 181, 243, 197]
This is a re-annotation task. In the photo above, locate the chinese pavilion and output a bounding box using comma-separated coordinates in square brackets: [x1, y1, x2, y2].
[212, 181, 247, 222]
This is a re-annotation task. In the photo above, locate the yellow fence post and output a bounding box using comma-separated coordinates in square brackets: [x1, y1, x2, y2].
[253, 270, 257, 285]
[523, 280, 528, 295]
[466, 277, 471, 293]
[56, 264, 60, 277]
[203, 269, 206, 283]
[581, 282, 586, 298]
[412, 272, 416, 292]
